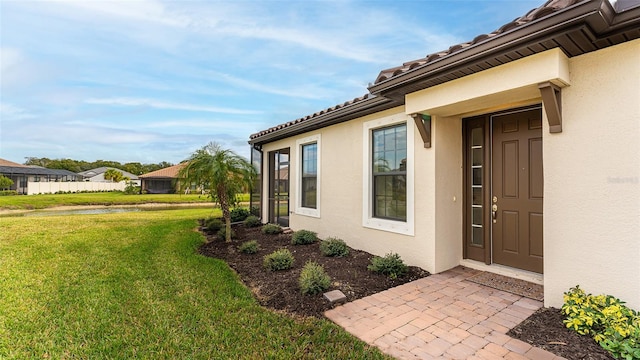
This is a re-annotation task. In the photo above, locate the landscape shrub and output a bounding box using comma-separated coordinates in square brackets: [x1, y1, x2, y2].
[0, 190, 18, 196]
[262, 223, 283, 235]
[123, 183, 140, 195]
[367, 253, 408, 279]
[319, 237, 349, 257]
[563, 286, 640, 359]
[299, 261, 331, 295]
[243, 215, 262, 228]
[204, 217, 223, 233]
[238, 240, 260, 254]
[291, 230, 318, 245]
[263, 248, 294, 271]
[230, 208, 250, 222]
[217, 227, 237, 240]
[250, 206, 260, 217]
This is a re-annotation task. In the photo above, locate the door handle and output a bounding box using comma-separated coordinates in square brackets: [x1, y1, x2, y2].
[492, 204, 498, 223]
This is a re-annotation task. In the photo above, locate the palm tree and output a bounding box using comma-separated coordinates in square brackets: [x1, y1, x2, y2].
[104, 168, 124, 182]
[178, 142, 256, 242]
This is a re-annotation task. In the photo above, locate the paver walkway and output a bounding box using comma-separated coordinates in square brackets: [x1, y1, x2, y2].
[325, 266, 565, 360]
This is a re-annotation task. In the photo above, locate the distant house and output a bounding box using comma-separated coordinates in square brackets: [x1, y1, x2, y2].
[139, 164, 185, 194]
[0, 158, 82, 194]
[78, 167, 140, 185]
[249, 0, 640, 311]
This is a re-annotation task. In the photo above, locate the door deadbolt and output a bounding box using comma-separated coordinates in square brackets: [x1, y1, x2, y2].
[492, 196, 498, 203]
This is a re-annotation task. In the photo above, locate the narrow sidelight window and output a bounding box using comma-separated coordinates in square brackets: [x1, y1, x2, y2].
[301, 142, 317, 209]
[372, 123, 407, 221]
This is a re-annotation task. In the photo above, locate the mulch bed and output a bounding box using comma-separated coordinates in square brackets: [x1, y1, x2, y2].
[198, 223, 430, 319]
[199, 223, 614, 359]
[509, 307, 614, 360]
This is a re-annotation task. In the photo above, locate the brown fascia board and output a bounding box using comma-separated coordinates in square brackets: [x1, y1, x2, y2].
[368, 0, 606, 98]
[249, 96, 400, 146]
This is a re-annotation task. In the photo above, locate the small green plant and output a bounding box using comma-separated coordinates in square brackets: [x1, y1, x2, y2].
[562, 286, 640, 359]
[238, 240, 260, 254]
[319, 237, 350, 257]
[263, 248, 294, 271]
[204, 217, 223, 232]
[0, 175, 14, 190]
[0, 190, 18, 196]
[299, 261, 331, 295]
[262, 223, 283, 235]
[217, 227, 236, 240]
[291, 230, 318, 245]
[123, 181, 140, 195]
[367, 253, 408, 279]
[230, 208, 250, 222]
[243, 215, 262, 228]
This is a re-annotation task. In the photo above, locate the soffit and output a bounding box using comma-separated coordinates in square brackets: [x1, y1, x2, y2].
[370, 0, 640, 100]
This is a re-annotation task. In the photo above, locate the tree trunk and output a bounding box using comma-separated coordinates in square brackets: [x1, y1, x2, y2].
[217, 185, 231, 242]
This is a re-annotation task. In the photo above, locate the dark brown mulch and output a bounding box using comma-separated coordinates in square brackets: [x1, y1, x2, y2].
[198, 224, 429, 319]
[199, 223, 615, 360]
[508, 307, 614, 360]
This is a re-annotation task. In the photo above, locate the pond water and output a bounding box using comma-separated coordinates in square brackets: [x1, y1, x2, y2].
[0, 206, 201, 217]
[22, 208, 143, 217]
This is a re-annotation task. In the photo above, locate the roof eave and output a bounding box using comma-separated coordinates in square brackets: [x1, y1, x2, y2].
[249, 96, 400, 146]
[368, 0, 607, 98]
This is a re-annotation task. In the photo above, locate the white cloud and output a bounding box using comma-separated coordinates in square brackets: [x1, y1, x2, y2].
[0, 102, 36, 121]
[0, 47, 23, 73]
[84, 97, 262, 115]
[207, 71, 332, 100]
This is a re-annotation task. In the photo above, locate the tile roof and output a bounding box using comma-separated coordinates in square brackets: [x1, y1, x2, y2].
[78, 167, 139, 180]
[372, 0, 584, 85]
[249, 94, 373, 140]
[0, 158, 27, 167]
[138, 163, 185, 179]
[250, 0, 639, 144]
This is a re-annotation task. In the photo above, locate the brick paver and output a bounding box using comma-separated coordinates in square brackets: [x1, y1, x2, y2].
[325, 266, 565, 359]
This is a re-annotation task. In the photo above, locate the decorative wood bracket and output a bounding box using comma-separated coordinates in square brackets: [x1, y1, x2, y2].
[538, 82, 562, 133]
[411, 113, 432, 148]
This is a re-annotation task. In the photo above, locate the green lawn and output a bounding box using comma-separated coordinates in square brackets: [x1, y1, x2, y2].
[0, 192, 250, 210]
[0, 209, 388, 359]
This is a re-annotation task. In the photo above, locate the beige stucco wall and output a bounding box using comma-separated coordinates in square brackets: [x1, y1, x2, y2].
[403, 42, 639, 310]
[544, 39, 640, 310]
[433, 117, 463, 272]
[261, 106, 453, 274]
[258, 40, 639, 310]
[406, 48, 570, 118]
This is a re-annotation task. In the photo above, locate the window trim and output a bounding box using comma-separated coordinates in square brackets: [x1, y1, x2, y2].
[362, 114, 414, 236]
[295, 134, 321, 218]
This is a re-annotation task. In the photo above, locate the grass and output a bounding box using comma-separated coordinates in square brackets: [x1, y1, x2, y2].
[0, 192, 250, 210]
[0, 209, 389, 359]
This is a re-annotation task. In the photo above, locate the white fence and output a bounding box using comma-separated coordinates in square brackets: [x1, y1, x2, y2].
[27, 182, 126, 195]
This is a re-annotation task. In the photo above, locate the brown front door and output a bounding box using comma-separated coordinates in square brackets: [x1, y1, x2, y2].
[491, 108, 543, 273]
[464, 106, 543, 273]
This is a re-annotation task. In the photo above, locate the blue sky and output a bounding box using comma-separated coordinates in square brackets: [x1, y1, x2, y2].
[1, 0, 542, 165]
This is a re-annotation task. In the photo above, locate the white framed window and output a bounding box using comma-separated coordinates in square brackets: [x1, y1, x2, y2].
[295, 134, 321, 218]
[362, 114, 414, 235]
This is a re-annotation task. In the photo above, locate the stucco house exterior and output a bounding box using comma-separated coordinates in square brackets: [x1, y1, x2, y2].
[248, 0, 640, 310]
[0, 158, 83, 194]
[78, 167, 140, 185]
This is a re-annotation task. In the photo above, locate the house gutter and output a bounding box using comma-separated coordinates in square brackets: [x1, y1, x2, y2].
[249, 95, 399, 146]
[368, 0, 630, 99]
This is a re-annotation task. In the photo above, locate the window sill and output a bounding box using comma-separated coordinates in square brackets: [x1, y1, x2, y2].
[363, 217, 413, 236]
[295, 207, 320, 218]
